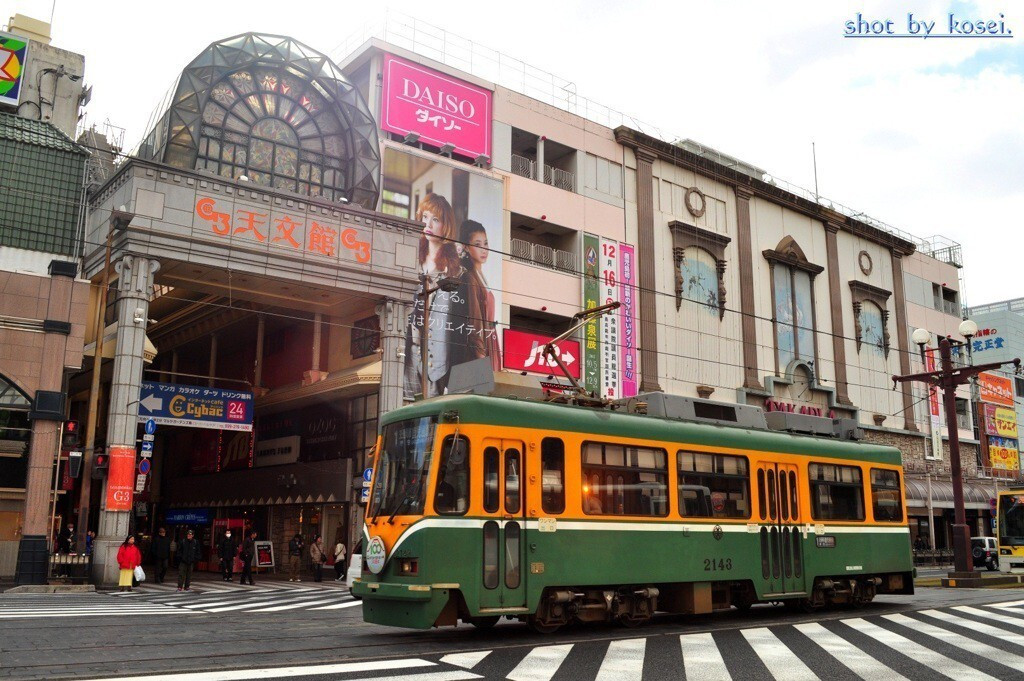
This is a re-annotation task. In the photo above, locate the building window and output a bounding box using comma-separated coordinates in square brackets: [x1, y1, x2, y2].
[677, 452, 749, 519]
[808, 463, 864, 521]
[581, 442, 668, 516]
[764, 237, 822, 372]
[348, 392, 378, 461]
[850, 281, 892, 358]
[351, 316, 381, 359]
[669, 221, 730, 320]
[870, 468, 903, 522]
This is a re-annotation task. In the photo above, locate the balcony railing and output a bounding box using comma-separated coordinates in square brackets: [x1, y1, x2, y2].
[511, 238, 577, 273]
[956, 412, 972, 431]
[511, 154, 535, 180]
[510, 153, 576, 192]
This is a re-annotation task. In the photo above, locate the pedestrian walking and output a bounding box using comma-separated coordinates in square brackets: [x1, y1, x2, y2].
[152, 527, 171, 583]
[333, 538, 347, 582]
[240, 530, 257, 586]
[116, 535, 142, 592]
[310, 534, 326, 583]
[176, 528, 200, 592]
[84, 530, 95, 555]
[288, 533, 304, 582]
[218, 529, 238, 582]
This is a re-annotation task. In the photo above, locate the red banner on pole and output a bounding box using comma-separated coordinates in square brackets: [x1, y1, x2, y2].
[105, 445, 136, 512]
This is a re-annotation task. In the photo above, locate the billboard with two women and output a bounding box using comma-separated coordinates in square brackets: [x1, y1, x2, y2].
[381, 147, 503, 399]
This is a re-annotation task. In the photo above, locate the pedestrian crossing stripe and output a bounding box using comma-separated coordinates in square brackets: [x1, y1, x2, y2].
[15, 597, 1024, 679]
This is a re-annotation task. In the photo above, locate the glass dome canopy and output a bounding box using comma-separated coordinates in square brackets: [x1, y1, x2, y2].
[137, 33, 380, 208]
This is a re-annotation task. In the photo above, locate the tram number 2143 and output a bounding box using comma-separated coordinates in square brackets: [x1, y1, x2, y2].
[704, 558, 733, 572]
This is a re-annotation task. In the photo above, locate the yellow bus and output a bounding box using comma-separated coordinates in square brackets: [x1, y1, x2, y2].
[997, 488, 1024, 573]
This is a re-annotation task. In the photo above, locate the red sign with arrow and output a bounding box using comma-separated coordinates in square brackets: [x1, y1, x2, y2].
[502, 329, 581, 379]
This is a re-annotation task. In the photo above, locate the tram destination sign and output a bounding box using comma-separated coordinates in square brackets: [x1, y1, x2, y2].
[137, 381, 253, 432]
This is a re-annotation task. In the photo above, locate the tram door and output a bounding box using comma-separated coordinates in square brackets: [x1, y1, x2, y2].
[480, 439, 527, 610]
[756, 462, 805, 595]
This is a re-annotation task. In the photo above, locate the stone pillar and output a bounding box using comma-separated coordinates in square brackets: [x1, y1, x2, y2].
[377, 299, 409, 415]
[824, 222, 852, 404]
[15, 261, 78, 584]
[734, 186, 763, 391]
[92, 255, 160, 585]
[890, 250, 918, 432]
[303, 313, 327, 385]
[634, 148, 662, 393]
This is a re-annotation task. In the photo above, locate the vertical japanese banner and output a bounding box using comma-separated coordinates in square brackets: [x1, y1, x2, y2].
[600, 238, 620, 400]
[924, 347, 943, 458]
[583, 234, 601, 394]
[105, 445, 137, 512]
[619, 244, 638, 398]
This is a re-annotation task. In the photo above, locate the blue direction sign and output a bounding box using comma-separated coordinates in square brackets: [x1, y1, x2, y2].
[362, 467, 373, 483]
[141, 441, 154, 453]
[360, 487, 370, 503]
[144, 419, 156, 435]
[137, 381, 254, 432]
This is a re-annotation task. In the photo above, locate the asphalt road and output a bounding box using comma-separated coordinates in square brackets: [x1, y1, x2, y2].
[2, 584, 1023, 680]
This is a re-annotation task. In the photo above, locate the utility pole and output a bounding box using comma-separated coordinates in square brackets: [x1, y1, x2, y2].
[896, 326, 1020, 577]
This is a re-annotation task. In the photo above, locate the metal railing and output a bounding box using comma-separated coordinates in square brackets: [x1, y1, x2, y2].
[511, 154, 535, 180]
[510, 238, 577, 273]
[543, 165, 576, 192]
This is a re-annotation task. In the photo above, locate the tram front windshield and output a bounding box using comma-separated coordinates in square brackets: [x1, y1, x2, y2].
[999, 494, 1024, 546]
[370, 416, 437, 518]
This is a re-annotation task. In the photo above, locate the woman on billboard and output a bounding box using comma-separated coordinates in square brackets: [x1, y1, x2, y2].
[404, 193, 468, 399]
[460, 219, 501, 370]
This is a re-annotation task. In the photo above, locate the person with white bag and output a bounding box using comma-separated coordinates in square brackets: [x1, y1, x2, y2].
[116, 535, 143, 593]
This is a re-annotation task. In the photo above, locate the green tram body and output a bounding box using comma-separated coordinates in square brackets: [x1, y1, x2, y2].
[354, 395, 914, 631]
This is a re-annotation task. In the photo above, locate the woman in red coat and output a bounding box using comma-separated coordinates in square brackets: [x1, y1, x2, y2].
[116, 535, 142, 592]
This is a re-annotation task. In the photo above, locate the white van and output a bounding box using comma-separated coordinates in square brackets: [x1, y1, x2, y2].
[346, 541, 363, 597]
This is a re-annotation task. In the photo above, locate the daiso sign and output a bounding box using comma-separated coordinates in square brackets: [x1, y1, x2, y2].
[380, 53, 492, 159]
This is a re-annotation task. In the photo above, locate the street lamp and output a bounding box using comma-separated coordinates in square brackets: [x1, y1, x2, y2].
[418, 274, 460, 400]
[895, 320, 1020, 578]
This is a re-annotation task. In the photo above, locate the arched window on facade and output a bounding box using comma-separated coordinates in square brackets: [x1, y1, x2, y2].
[678, 246, 720, 314]
[764, 236, 823, 373]
[0, 375, 32, 492]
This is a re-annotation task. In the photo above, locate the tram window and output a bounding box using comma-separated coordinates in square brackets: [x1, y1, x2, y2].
[870, 468, 903, 522]
[767, 469, 777, 520]
[483, 447, 500, 513]
[434, 436, 469, 515]
[808, 463, 865, 521]
[505, 522, 521, 589]
[789, 471, 799, 520]
[483, 520, 499, 589]
[582, 442, 668, 516]
[757, 469, 767, 519]
[779, 472, 790, 521]
[505, 449, 521, 514]
[541, 438, 566, 514]
[677, 452, 750, 519]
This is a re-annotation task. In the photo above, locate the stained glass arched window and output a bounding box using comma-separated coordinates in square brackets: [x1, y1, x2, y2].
[137, 34, 380, 208]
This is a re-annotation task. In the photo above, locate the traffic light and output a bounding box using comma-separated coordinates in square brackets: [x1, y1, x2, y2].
[62, 420, 80, 449]
[91, 451, 109, 479]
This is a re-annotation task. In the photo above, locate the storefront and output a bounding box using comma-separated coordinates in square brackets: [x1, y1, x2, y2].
[905, 477, 996, 549]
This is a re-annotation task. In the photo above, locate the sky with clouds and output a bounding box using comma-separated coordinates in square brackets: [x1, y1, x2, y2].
[6, 0, 1021, 306]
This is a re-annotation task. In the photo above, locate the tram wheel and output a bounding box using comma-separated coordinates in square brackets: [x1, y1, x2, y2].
[616, 614, 647, 628]
[527, 615, 562, 634]
[468, 616, 500, 629]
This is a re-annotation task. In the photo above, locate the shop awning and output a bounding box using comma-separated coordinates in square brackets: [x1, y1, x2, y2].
[84, 322, 158, 364]
[905, 477, 997, 510]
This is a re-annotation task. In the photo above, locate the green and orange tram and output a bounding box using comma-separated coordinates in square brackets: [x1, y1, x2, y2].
[353, 393, 913, 632]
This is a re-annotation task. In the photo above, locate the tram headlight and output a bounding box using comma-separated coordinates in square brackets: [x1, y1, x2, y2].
[397, 558, 419, 576]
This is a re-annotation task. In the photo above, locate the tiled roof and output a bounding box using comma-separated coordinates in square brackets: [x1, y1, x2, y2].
[0, 112, 89, 156]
